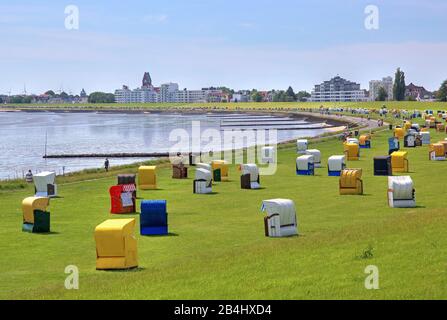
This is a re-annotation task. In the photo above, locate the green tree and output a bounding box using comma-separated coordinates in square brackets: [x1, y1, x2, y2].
[376, 87, 388, 101]
[273, 90, 286, 102]
[45, 90, 55, 96]
[285, 86, 296, 101]
[436, 80, 447, 102]
[296, 91, 311, 102]
[88, 92, 115, 103]
[393, 68, 406, 101]
[251, 91, 263, 102]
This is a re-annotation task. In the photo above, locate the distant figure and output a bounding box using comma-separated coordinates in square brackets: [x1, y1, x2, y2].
[104, 159, 110, 172]
[25, 170, 33, 183]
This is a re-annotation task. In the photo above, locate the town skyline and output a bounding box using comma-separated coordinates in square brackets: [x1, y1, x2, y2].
[1, 1, 447, 95]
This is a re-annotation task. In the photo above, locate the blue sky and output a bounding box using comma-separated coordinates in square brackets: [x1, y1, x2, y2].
[1, 0, 446, 95]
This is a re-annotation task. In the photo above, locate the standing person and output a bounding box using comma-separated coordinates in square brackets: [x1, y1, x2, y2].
[104, 158, 110, 172]
[25, 170, 33, 183]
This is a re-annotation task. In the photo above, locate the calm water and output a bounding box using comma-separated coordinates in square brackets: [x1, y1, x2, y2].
[0, 111, 333, 180]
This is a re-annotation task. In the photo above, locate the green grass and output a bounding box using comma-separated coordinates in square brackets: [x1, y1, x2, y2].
[4, 101, 447, 111]
[1, 119, 447, 300]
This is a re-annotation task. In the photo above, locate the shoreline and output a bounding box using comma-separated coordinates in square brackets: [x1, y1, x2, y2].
[0, 108, 375, 182]
[1, 105, 353, 128]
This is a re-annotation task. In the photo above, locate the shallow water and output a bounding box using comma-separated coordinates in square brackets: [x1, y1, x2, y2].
[0, 111, 332, 180]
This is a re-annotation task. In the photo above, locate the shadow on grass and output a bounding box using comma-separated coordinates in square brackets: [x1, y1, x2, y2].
[141, 233, 179, 238]
[34, 231, 61, 236]
[195, 192, 219, 195]
[97, 267, 146, 273]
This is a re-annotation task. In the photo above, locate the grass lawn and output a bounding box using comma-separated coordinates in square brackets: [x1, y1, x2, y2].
[1, 120, 447, 299]
[5, 101, 447, 111]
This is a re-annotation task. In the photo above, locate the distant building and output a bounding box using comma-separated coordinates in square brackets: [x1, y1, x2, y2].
[160, 83, 179, 103]
[142, 72, 153, 89]
[369, 76, 393, 101]
[231, 92, 249, 103]
[174, 89, 207, 103]
[115, 72, 159, 103]
[310, 76, 367, 102]
[79, 89, 88, 103]
[405, 83, 433, 100]
[114, 72, 224, 103]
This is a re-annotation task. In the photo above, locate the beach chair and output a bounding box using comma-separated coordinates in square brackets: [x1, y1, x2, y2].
[193, 168, 213, 194]
[429, 143, 446, 161]
[339, 169, 363, 195]
[261, 146, 276, 164]
[211, 160, 229, 182]
[140, 200, 168, 236]
[388, 176, 416, 208]
[22, 197, 50, 233]
[374, 156, 392, 176]
[138, 166, 157, 190]
[297, 139, 308, 154]
[344, 143, 360, 160]
[306, 149, 321, 167]
[328, 155, 346, 176]
[95, 219, 138, 270]
[109, 185, 136, 214]
[296, 155, 314, 176]
[34, 171, 58, 198]
[261, 199, 298, 238]
[239, 164, 261, 189]
[391, 151, 409, 173]
[359, 135, 371, 149]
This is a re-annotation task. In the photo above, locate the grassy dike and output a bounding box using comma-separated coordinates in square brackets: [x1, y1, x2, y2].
[1, 116, 447, 300]
[3, 100, 447, 112]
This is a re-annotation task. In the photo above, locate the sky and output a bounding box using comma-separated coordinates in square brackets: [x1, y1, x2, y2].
[0, 0, 446, 95]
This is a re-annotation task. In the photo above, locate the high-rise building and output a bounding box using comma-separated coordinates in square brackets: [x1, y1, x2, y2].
[369, 77, 393, 101]
[310, 76, 367, 102]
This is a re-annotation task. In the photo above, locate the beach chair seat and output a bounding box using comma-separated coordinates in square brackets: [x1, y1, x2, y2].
[109, 185, 136, 214]
[34, 172, 58, 198]
[391, 151, 409, 173]
[374, 156, 392, 176]
[328, 155, 346, 176]
[211, 160, 229, 182]
[239, 164, 261, 189]
[138, 166, 157, 190]
[297, 139, 308, 154]
[296, 155, 314, 176]
[344, 143, 360, 161]
[388, 176, 416, 208]
[261, 199, 298, 238]
[140, 200, 168, 236]
[193, 168, 213, 194]
[359, 135, 371, 149]
[306, 149, 321, 167]
[22, 197, 50, 233]
[339, 169, 363, 195]
[95, 219, 138, 270]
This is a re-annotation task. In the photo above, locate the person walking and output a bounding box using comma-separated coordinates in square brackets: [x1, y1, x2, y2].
[104, 158, 110, 172]
[25, 170, 33, 183]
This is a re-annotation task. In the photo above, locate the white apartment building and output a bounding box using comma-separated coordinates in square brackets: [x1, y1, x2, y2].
[174, 89, 207, 103]
[369, 76, 393, 101]
[115, 86, 159, 103]
[160, 83, 179, 103]
[310, 76, 367, 102]
[114, 72, 224, 103]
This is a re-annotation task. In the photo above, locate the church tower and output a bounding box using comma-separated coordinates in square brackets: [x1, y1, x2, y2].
[142, 72, 152, 88]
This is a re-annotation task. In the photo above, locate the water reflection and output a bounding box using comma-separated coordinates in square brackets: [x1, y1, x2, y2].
[0, 111, 331, 180]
